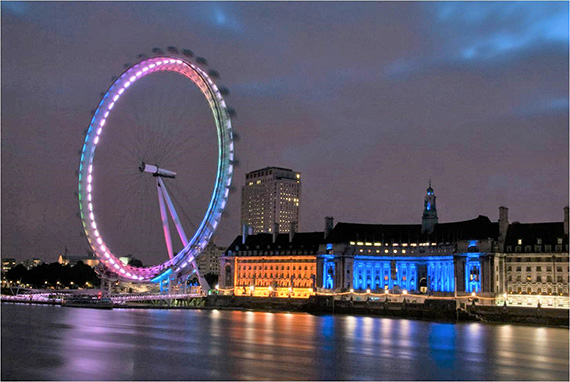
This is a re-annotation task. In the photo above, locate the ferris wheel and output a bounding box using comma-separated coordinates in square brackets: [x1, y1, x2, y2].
[77, 47, 235, 286]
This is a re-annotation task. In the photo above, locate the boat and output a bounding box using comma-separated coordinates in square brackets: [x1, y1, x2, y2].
[61, 295, 114, 309]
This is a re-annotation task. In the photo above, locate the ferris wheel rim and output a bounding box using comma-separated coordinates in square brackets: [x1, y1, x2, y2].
[77, 54, 234, 282]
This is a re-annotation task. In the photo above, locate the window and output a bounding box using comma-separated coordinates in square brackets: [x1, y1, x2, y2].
[557, 266, 563, 272]
[537, 238, 542, 245]
[558, 238, 563, 244]
[515, 246, 521, 253]
[557, 276, 563, 283]
[516, 266, 521, 272]
[516, 275, 521, 282]
[507, 266, 512, 271]
[526, 266, 531, 272]
[508, 275, 512, 281]
[526, 276, 532, 282]
[547, 266, 552, 272]
[536, 276, 542, 282]
[525, 245, 532, 252]
[537, 266, 542, 272]
[506, 246, 512, 252]
[535, 246, 542, 253]
[547, 276, 552, 283]
[545, 245, 552, 252]
[518, 239, 522, 245]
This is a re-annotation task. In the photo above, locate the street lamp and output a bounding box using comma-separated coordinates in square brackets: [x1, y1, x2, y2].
[350, 288, 354, 293]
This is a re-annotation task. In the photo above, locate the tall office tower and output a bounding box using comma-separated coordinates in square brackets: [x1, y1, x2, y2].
[241, 167, 301, 234]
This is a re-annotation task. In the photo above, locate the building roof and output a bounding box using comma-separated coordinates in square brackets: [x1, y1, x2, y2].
[246, 166, 294, 174]
[505, 222, 568, 246]
[226, 232, 325, 253]
[325, 215, 499, 244]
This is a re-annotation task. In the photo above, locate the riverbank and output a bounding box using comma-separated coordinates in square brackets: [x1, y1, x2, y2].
[3, 294, 568, 327]
[119, 295, 570, 327]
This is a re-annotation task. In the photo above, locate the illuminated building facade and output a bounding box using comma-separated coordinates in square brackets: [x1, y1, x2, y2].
[317, 184, 500, 295]
[241, 167, 301, 234]
[220, 230, 323, 298]
[494, 206, 569, 307]
[2, 258, 17, 273]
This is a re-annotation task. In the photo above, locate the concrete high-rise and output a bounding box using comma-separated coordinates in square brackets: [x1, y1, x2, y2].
[241, 167, 301, 234]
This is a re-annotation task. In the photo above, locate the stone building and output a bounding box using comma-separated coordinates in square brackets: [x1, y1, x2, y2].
[196, 241, 225, 276]
[241, 167, 301, 234]
[317, 185, 498, 295]
[494, 206, 569, 307]
[220, 226, 323, 298]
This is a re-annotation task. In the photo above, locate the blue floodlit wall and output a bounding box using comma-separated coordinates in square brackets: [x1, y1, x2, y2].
[465, 253, 481, 293]
[352, 256, 455, 292]
[323, 258, 335, 289]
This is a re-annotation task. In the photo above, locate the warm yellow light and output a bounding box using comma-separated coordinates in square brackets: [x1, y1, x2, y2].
[384, 289, 389, 294]
[349, 241, 356, 245]
[471, 292, 476, 297]
[249, 285, 254, 291]
[503, 293, 507, 299]
[215, 284, 220, 290]
[268, 286, 273, 291]
[366, 289, 371, 293]
[357, 242, 364, 246]
[350, 288, 354, 293]
[403, 290, 407, 295]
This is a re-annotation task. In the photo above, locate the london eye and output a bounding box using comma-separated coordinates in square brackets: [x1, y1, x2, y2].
[77, 48, 235, 287]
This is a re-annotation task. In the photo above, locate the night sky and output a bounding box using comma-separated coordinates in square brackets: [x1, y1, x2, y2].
[2, 2, 568, 264]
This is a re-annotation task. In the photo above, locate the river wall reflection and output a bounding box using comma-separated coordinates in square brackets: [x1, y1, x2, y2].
[2, 304, 568, 381]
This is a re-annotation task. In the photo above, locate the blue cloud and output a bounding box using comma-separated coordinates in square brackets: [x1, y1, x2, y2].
[515, 96, 569, 116]
[436, 2, 568, 61]
[386, 2, 568, 78]
[2, 2, 28, 16]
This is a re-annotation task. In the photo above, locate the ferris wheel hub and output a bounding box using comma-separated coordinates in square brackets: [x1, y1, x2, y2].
[139, 162, 177, 178]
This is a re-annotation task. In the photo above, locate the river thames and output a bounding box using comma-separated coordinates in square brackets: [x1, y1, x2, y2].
[1, 303, 568, 381]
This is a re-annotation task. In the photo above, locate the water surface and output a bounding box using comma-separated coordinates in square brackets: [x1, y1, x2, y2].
[2, 304, 568, 380]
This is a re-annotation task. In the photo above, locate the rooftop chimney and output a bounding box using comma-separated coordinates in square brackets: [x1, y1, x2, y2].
[289, 221, 296, 242]
[564, 206, 568, 235]
[324, 216, 334, 238]
[499, 206, 509, 242]
[273, 222, 279, 243]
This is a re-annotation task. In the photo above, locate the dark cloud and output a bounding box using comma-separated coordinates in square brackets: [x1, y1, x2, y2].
[2, 2, 568, 264]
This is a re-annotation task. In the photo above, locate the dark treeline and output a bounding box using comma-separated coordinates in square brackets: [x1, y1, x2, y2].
[5, 262, 100, 288]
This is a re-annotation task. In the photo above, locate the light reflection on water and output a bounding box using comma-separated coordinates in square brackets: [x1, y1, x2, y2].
[1, 303, 568, 381]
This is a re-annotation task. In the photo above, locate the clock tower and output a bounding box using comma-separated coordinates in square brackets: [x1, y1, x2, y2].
[422, 180, 438, 234]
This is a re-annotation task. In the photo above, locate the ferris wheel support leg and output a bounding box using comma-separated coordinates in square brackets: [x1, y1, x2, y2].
[157, 178, 189, 245]
[157, 178, 211, 294]
[157, 179, 174, 259]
